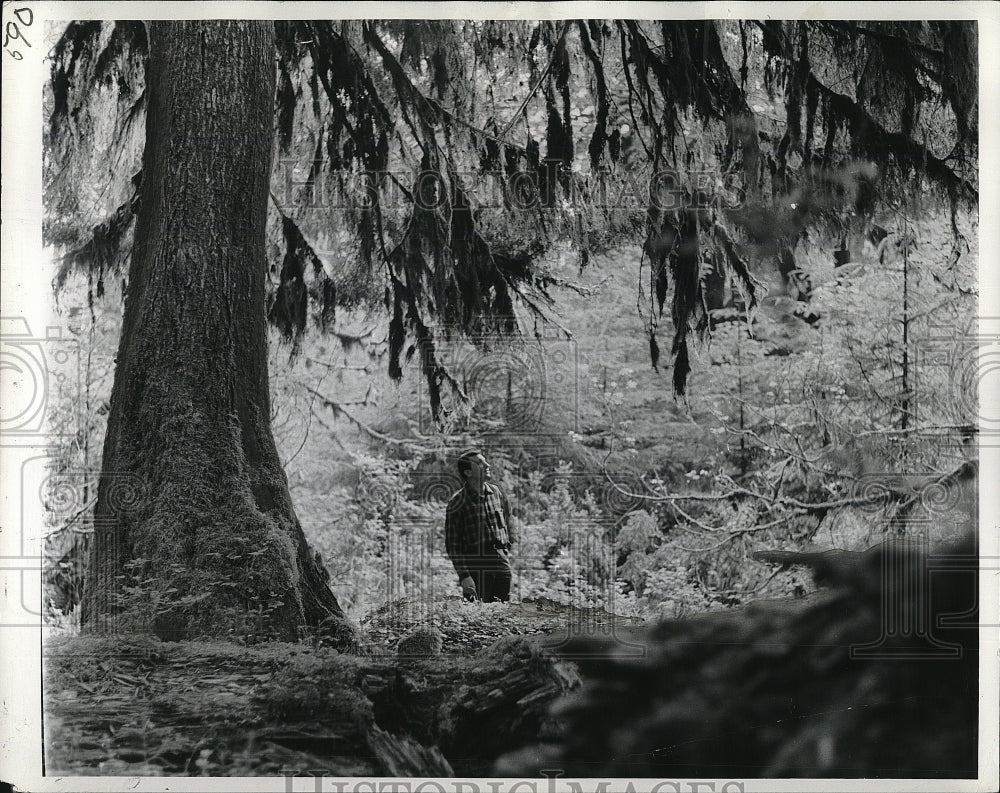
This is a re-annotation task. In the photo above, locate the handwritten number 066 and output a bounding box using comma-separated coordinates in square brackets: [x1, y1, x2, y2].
[4, 6, 34, 61]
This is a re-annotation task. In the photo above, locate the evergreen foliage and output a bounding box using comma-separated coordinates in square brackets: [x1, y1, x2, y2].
[45, 18, 977, 404]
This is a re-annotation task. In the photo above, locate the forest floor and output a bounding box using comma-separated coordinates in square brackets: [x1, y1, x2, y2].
[43, 598, 642, 777]
[42, 532, 980, 780]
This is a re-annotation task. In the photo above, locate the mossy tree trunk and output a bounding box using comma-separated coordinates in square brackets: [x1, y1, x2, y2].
[82, 21, 350, 642]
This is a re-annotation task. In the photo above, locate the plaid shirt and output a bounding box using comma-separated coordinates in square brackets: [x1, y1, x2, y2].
[445, 482, 513, 581]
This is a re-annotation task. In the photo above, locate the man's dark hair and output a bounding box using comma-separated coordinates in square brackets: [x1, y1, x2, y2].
[457, 448, 484, 479]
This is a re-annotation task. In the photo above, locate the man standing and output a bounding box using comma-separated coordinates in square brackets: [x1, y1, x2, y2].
[445, 449, 513, 602]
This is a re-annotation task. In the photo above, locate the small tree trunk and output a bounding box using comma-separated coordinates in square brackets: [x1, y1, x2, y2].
[83, 21, 350, 642]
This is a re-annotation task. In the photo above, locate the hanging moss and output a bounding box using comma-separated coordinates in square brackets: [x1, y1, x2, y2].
[48, 17, 979, 410]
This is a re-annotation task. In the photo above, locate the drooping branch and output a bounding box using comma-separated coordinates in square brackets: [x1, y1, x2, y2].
[810, 75, 977, 204]
[499, 22, 571, 141]
[52, 174, 141, 295]
[47, 17, 980, 412]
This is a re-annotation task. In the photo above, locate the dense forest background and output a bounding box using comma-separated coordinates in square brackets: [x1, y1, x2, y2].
[45, 210, 978, 627]
[42, 18, 978, 632]
[31, 14, 984, 779]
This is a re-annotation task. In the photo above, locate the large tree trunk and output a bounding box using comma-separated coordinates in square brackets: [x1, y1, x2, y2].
[82, 21, 351, 643]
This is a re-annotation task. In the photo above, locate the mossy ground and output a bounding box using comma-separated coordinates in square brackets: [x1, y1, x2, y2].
[43, 598, 603, 776]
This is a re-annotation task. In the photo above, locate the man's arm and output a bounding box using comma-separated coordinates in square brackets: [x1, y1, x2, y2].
[501, 489, 514, 546]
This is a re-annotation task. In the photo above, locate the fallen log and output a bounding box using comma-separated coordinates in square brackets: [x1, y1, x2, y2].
[44, 632, 580, 776]
[498, 533, 979, 778]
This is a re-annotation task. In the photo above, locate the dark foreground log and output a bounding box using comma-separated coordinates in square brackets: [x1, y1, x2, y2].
[498, 533, 979, 778]
[369, 635, 581, 776]
[44, 631, 579, 776]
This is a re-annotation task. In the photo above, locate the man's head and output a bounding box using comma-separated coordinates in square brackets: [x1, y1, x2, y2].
[457, 448, 491, 492]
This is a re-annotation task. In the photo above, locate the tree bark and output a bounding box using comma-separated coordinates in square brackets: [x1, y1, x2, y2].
[82, 21, 351, 642]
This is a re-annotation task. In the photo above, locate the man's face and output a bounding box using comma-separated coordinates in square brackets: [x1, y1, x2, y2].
[464, 454, 491, 490]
